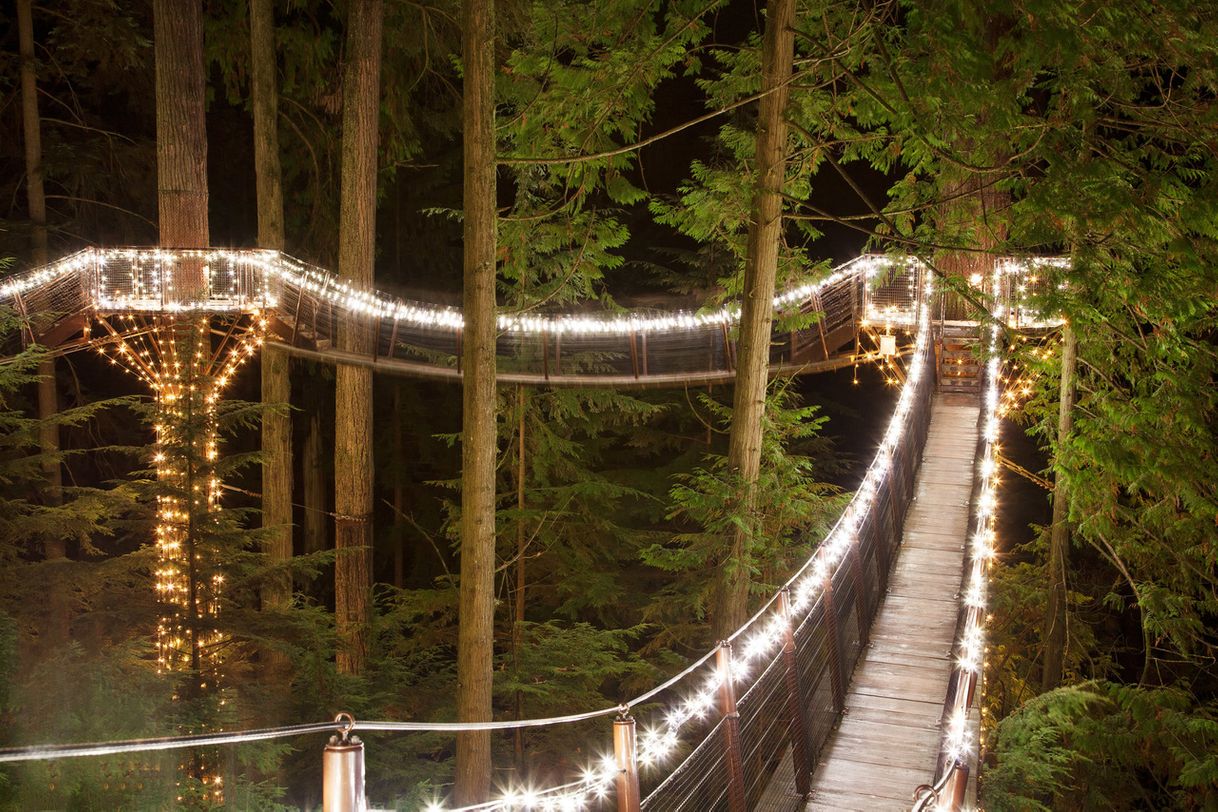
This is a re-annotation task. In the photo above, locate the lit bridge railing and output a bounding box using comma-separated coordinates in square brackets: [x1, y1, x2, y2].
[0, 247, 1057, 385]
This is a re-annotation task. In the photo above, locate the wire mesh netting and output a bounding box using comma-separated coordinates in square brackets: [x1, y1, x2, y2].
[640, 717, 730, 811]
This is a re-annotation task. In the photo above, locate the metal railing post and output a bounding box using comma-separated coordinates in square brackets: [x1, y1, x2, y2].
[821, 573, 846, 711]
[945, 761, 969, 810]
[778, 590, 812, 797]
[716, 643, 747, 812]
[848, 544, 872, 644]
[613, 714, 641, 812]
[323, 714, 365, 812]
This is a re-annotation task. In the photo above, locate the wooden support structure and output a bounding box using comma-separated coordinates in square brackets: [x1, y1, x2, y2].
[820, 575, 846, 712]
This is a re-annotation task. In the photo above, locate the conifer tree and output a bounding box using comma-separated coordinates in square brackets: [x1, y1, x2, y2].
[454, 0, 497, 799]
[718, 0, 795, 636]
[250, 0, 294, 651]
[333, 0, 383, 676]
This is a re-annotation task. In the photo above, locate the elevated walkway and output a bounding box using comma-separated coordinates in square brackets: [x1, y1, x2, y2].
[758, 394, 980, 810]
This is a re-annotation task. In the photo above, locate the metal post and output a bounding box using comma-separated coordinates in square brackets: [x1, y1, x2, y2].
[323, 714, 365, 812]
[778, 591, 812, 796]
[944, 762, 969, 811]
[848, 544, 872, 644]
[613, 714, 641, 812]
[821, 576, 846, 711]
[717, 643, 747, 812]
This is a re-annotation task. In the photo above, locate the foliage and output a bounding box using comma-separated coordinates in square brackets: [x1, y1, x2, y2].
[643, 382, 846, 651]
[985, 682, 1218, 811]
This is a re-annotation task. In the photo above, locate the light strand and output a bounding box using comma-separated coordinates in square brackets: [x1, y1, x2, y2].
[1, 248, 1062, 338]
[935, 299, 1005, 806]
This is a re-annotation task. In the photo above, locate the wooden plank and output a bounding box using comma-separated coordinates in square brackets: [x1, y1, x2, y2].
[807, 786, 912, 811]
[811, 761, 931, 800]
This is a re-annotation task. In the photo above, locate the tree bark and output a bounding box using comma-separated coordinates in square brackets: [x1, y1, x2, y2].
[454, 0, 497, 801]
[154, 0, 208, 287]
[717, 0, 795, 639]
[333, 0, 382, 676]
[153, 0, 214, 792]
[1042, 323, 1075, 691]
[302, 405, 327, 560]
[17, 0, 65, 558]
[392, 384, 405, 589]
[512, 385, 526, 775]
[250, 0, 293, 621]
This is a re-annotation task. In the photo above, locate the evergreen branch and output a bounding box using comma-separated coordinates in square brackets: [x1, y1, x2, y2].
[497, 67, 809, 166]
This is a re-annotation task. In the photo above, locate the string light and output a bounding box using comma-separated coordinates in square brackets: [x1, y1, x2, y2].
[4, 248, 1060, 340]
[937, 278, 1007, 791]
[632, 273, 936, 775]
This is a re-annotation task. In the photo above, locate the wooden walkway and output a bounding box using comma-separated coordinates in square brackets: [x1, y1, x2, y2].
[758, 394, 981, 810]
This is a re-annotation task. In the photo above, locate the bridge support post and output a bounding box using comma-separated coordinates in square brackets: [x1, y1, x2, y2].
[778, 590, 812, 796]
[848, 545, 872, 646]
[322, 724, 365, 812]
[821, 576, 846, 712]
[944, 761, 968, 811]
[716, 643, 748, 812]
[612, 714, 641, 812]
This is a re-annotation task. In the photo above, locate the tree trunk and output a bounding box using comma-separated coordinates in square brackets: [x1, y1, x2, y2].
[17, 0, 65, 560]
[153, 0, 213, 792]
[302, 404, 327, 560]
[392, 384, 405, 589]
[154, 0, 208, 282]
[333, 0, 382, 676]
[512, 385, 526, 775]
[717, 0, 795, 639]
[454, 0, 497, 801]
[250, 0, 294, 623]
[249, 0, 294, 690]
[1042, 324, 1075, 691]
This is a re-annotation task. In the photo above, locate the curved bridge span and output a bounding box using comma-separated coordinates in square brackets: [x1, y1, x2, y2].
[0, 248, 927, 386]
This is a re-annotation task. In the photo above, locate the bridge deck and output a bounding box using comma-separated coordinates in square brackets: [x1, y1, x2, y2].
[758, 394, 980, 810]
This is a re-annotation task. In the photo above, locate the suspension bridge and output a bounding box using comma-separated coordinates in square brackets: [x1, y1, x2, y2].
[0, 249, 1057, 810]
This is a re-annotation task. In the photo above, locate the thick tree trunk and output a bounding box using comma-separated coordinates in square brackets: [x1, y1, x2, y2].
[1042, 324, 1075, 691]
[454, 0, 497, 801]
[154, 0, 208, 285]
[717, 0, 795, 639]
[153, 0, 214, 793]
[333, 0, 382, 676]
[251, 0, 294, 622]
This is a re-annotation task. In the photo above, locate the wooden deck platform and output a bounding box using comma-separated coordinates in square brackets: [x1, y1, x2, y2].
[757, 394, 981, 811]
